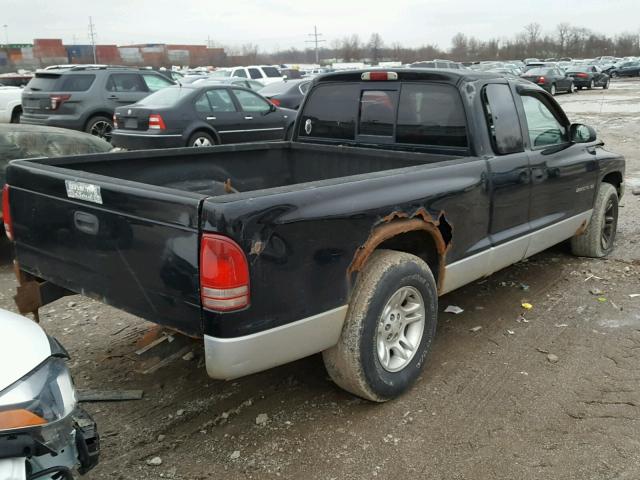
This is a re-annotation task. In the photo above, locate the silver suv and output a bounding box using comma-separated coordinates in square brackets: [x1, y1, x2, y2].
[21, 66, 175, 141]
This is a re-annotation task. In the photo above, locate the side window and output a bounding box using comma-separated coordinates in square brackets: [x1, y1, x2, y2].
[520, 95, 568, 148]
[233, 69, 247, 78]
[194, 93, 212, 113]
[248, 68, 262, 80]
[232, 89, 270, 113]
[299, 83, 360, 140]
[142, 74, 173, 92]
[396, 83, 468, 148]
[483, 84, 523, 155]
[206, 89, 236, 112]
[59, 74, 95, 92]
[106, 74, 147, 92]
[358, 90, 397, 137]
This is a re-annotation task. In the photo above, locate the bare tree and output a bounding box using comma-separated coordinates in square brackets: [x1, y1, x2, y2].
[450, 33, 469, 60]
[557, 23, 571, 56]
[368, 33, 384, 64]
[340, 34, 361, 62]
[524, 23, 542, 56]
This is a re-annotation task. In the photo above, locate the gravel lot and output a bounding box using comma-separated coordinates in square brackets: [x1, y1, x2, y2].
[1, 78, 639, 480]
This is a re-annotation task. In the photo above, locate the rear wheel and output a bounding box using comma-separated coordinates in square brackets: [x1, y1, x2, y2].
[603, 78, 610, 89]
[322, 250, 438, 402]
[188, 132, 215, 147]
[10, 106, 21, 123]
[550, 84, 557, 96]
[588, 79, 595, 90]
[571, 183, 619, 258]
[85, 116, 114, 142]
[567, 82, 575, 94]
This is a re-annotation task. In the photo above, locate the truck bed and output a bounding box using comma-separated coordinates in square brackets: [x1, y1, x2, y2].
[54, 142, 453, 196]
[7, 141, 458, 336]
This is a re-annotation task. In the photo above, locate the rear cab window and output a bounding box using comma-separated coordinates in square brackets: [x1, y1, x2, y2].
[299, 80, 468, 152]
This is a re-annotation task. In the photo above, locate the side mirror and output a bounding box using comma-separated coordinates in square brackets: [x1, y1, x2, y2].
[570, 123, 596, 143]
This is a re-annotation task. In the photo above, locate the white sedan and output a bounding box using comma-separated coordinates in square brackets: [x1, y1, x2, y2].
[0, 86, 22, 123]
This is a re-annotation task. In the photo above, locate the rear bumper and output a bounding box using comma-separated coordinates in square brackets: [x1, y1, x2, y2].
[203, 305, 348, 379]
[571, 79, 591, 87]
[111, 130, 184, 149]
[20, 114, 84, 131]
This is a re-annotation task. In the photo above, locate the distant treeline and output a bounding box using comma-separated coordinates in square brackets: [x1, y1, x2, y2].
[229, 23, 640, 65]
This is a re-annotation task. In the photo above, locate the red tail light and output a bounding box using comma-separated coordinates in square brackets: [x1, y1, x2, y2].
[200, 233, 250, 312]
[270, 97, 281, 107]
[2, 185, 13, 241]
[576, 73, 588, 78]
[148, 114, 166, 130]
[537, 76, 546, 84]
[49, 94, 71, 110]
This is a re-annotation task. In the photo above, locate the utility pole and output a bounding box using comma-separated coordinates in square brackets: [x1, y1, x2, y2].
[306, 25, 325, 64]
[88, 16, 97, 63]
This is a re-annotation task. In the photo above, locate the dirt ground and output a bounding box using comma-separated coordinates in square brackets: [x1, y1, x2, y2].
[2, 79, 640, 480]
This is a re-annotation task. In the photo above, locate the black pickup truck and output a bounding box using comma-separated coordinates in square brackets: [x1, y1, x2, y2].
[3, 69, 624, 401]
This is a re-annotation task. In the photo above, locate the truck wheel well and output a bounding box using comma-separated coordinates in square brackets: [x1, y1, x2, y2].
[349, 216, 452, 294]
[602, 172, 623, 196]
[84, 112, 113, 130]
[377, 230, 442, 286]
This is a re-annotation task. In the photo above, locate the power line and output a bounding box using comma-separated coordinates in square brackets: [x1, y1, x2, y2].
[305, 25, 325, 64]
[88, 16, 97, 63]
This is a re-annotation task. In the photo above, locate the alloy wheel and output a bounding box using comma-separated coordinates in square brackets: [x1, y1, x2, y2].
[193, 137, 212, 147]
[376, 286, 426, 372]
[90, 121, 113, 141]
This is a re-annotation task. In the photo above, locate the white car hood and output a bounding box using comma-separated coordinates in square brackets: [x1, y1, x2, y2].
[0, 309, 51, 391]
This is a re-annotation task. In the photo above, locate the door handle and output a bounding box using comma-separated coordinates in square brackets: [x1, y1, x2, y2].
[107, 95, 118, 99]
[244, 116, 253, 120]
[206, 116, 217, 120]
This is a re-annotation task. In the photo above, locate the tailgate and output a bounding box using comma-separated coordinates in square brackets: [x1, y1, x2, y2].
[7, 160, 205, 336]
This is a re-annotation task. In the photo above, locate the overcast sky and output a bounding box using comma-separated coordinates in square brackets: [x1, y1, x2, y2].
[3, 0, 639, 51]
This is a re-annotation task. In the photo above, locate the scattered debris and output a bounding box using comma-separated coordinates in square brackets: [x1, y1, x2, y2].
[146, 457, 162, 466]
[77, 389, 144, 402]
[589, 287, 604, 295]
[520, 283, 530, 291]
[516, 315, 529, 323]
[256, 413, 269, 426]
[176, 409, 185, 417]
[469, 326, 482, 333]
[506, 329, 515, 335]
[444, 305, 464, 314]
[584, 274, 603, 282]
[230, 450, 241, 460]
[135, 333, 172, 355]
[536, 347, 549, 354]
[157, 434, 166, 442]
[67, 301, 77, 308]
[521, 303, 533, 310]
[182, 351, 195, 361]
[555, 323, 568, 328]
[597, 297, 607, 303]
[547, 354, 559, 363]
[630, 294, 640, 298]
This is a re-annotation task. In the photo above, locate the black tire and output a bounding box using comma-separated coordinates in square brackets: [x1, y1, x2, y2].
[85, 115, 114, 142]
[571, 183, 619, 258]
[588, 79, 595, 90]
[577, 86, 583, 90]
[603, 79, 610, 89]
[567, 82, 574, 94]
[10, 106, 21, 123]
[611, 71, 618, 78]
[188, 131, 215, 147]
[550, 84, 557, 96]
[322, 250, 438, 402]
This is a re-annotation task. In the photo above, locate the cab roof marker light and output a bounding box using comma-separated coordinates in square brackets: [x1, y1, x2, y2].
[361, 71, 398, 81]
